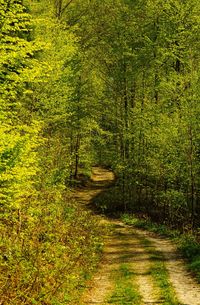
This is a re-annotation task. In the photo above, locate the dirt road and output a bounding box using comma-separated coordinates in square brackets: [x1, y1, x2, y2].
[74, 167, 200, 305]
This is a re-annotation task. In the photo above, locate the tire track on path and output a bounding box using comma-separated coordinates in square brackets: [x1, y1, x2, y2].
[75, 168, 159, 304]
[75, 167, 200, 305]
[135, 229, 200, 305]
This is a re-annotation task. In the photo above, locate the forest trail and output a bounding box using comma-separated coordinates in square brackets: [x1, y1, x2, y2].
[74, 167, 200, 305]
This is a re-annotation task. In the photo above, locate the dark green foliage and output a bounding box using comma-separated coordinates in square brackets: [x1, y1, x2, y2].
[178, 235, 200, 281]
[80, 0, 200, 232]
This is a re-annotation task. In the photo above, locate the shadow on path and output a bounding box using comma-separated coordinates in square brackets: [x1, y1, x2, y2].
[77, 167, 200, 305]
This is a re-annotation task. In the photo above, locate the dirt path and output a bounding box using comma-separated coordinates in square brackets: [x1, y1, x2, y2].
[136, 229, 200, 305]
[75, 167, 200, 305]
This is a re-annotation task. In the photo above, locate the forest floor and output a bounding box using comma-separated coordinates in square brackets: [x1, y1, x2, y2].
[73, 167, 200, 305]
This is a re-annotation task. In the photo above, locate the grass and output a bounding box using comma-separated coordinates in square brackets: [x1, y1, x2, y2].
[122, 213, 200, 283]
[150, 261, 180, 305]
[139, 238, 182, 305]
[121, 214, 180, 238]
[107, 264, 142, 305]
[149, 252, 181, 305]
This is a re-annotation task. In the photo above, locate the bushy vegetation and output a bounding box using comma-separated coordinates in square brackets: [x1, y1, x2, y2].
[1, 194, 101, 304]
[0, 1, 102, 304]
[178, 235, 200, 282]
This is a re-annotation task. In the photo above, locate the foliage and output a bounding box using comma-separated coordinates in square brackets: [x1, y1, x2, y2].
[1, 1, 102, 304]
[1, 194, 102, 304]
[1, 0, 200, 303]
[74, 0, 200, 232]
[178, 235, 200, 281]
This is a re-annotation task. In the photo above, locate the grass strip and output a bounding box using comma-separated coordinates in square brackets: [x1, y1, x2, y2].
[149, 250, 181, 305]
[122, 213, 200, 282]
[107, 264, 142, 305]
[139, 237, 182, 305]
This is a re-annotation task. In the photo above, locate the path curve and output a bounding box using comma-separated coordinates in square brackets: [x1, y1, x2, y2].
[75, 167, 200, 305]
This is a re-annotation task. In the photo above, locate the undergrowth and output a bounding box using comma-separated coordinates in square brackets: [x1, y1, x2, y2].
[122, 214, 200, 283]
[178, 235, 200, 282]
[1, 191, 102, 305]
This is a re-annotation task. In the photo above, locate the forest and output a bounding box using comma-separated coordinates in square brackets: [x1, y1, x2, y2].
[1, 0, 200, 304]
